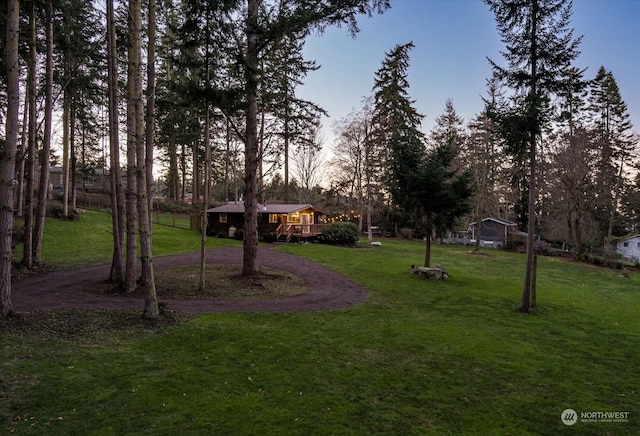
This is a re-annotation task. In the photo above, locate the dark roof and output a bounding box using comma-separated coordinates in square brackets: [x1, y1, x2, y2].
[470, 217, 518, 227]
[207, 203, 323, 214]
[613, 234, 640, 242]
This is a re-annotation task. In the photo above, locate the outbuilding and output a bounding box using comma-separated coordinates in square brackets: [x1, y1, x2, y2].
[613, 234, 640, 262]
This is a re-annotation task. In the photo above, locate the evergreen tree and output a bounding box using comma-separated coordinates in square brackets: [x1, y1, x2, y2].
[371, 42, 425, 205]
[107, 0, 125, 285]
[586, 66, 636, 252]
[33, 0, 55, 266]
[54, 0, 105, 215]
[485, 0, 581, 312]
[0, 0, 19, 318]
[372, 42, 473, 267]
[239, 0, 389, 276]
[430, 99, 466, 158]
[542, 65, 591, 259]
[466, 77, 504, 251]
[261, 32, 325, 202]
[621, 170, 640, 234]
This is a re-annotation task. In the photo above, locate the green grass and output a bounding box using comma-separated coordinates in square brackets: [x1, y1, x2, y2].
[152, 210, 194, 229]
[15, 210, 239, 268]
[2, 228, 639, 434]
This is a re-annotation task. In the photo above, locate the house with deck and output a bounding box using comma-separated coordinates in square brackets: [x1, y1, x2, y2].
[613, 234, 640, 262]
[207, 202, 326, 242]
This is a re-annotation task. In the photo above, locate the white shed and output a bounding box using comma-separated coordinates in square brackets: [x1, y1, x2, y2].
[614, 234, 640, 262]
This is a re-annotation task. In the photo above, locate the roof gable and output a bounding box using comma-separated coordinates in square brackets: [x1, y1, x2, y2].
[613, 234, 640, 243]
[470, 217, 518, 227]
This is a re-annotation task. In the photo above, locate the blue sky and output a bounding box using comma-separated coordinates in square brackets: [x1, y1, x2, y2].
[298, 0, 640, 141]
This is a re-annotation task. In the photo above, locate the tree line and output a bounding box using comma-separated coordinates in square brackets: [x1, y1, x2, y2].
[1, 0, 638, 318]
[0, 0, 390, 318]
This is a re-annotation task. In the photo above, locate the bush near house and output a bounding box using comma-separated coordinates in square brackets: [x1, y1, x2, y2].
[319, 221, 360, 246]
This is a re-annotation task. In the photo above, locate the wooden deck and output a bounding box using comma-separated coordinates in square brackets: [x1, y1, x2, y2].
[276, 224, 324, 242]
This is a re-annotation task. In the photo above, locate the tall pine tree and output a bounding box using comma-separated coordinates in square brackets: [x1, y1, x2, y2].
[372, 42, 472, 267]
[485, 0, 581, 312]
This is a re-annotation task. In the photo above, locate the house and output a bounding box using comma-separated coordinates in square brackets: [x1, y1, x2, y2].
[207, 202, 326, 242]
[49, 166, 111, 193]
[613, 234, 640, 262]
[468, 217, 526, 248]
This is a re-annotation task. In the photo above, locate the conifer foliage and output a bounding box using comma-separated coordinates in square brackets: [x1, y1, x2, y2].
[485, 0, 582, 312]
[372, 43, 473, 267]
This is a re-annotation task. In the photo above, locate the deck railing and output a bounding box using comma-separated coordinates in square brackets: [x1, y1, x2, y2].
[276, 223, 323, 242]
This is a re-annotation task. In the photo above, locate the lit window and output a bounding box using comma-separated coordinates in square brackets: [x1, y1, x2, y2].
[219, 213, 227, 223]
[269, 214, 278, 223]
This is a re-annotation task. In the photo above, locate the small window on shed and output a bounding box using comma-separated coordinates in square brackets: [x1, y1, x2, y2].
[623, 242, 629, 247]
[219, 213, 227, 223]
[269, 214, 278, 223]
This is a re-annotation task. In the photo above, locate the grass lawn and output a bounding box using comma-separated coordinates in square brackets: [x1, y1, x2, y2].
[2, 221, 639, 434]
[14, 209, 239, 269]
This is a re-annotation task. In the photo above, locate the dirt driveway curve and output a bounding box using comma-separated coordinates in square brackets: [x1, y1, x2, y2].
[12, 246, 367, 313]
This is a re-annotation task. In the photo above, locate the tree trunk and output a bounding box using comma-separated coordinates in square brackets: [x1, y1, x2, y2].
[284, 108, 290, 203]
[604, 156, 624, 261]
[242, 0, 260, 276]
[259, 105, 265, 204]
[22, 2, 37, 269]
[572, 214, 582, 259]
[168, 136, 179, 201]
[180, 143, 187, 202]
[16, 88, 27, 217]
[33, 0, 54, 265]
[62, 91, 70, 217]
[200, 107, 211, 291]
[424, 214, 432, 267]
[1, 0, 20, 317]
[474, 214, 483, 252]
[530, 254, 538, 308]
[146, 0, 156, 222]
[192, 137, 200, 204]
[520, 1, 538, 313]
[107, 0, 124, 285]
[131, 0, 159, 319]
[125, 0, 139, 294]
[200, 3, 212, 291]
[70, 103, 77, 210]
[224, 116, 230, 201]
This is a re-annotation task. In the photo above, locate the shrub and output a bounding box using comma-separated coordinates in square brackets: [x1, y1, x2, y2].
[319, 222, 359, 246]
[261, 231, 277, 243]
[46, 201, 80, 221]
[234, 228, 245, 241]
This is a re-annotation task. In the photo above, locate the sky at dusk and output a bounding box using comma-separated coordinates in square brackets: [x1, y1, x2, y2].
[298, 0, 640, 143]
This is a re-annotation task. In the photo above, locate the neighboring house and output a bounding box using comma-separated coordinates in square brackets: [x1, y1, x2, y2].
[613, 234, 640, 262]
[207, 202, 326, 242]
[49, 166, 110, 193]
[468, 217, 526, 248]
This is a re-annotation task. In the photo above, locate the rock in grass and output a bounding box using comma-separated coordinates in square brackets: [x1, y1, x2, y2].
[410, 264, 449, 280]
